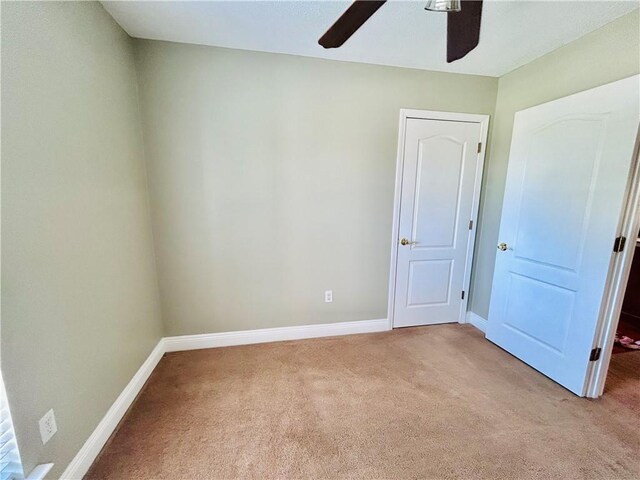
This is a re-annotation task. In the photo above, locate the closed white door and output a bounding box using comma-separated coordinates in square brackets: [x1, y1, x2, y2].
[393, 116, 484, 327]
[487, 75, 640, 396]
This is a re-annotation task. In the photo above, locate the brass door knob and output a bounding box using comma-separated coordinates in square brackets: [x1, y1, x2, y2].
[497, 242, 508, 251]
[400, 238, 418, 246]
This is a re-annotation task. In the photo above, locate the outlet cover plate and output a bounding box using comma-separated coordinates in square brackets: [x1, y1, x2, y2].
[39, 409, 57, 445]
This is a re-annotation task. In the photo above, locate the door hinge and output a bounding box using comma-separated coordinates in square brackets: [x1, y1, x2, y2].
[461, 291, 465, 300]
[468, 220, 473, 230]
[589, 347, 602, 362]
[613, 236, 626, 253]
[477, 142, 482, 154]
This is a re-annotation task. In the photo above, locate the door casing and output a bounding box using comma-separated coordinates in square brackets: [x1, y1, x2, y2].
[387, 109, 490, 330]
[586, 123, 640, 398]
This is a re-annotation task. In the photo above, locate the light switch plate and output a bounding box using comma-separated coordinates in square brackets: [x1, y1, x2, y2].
[39, 409, 57, 445]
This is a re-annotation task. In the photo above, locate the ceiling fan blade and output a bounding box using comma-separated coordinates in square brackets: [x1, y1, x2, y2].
[446, 0, 483, 63]
[319, 0, 387, 49]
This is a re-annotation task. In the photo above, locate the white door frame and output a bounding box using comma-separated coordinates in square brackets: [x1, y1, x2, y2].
[387, 109, 490, 330]
[585, 126, 640, 397]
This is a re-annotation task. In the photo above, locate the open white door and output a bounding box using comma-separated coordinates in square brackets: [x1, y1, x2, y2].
[486, 75, 640, 396]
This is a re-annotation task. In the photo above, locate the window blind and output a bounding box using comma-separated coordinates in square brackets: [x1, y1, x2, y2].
[0, 373, 23, 480]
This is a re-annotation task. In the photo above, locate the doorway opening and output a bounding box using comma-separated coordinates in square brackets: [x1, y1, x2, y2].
[602, 233, 640, 401]
[612, 242, 640, 355]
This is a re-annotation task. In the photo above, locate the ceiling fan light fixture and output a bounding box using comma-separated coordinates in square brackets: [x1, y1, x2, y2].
[424, 0, 461, 12]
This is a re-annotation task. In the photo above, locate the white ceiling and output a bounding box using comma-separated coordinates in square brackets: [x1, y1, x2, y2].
[102, 1, 639, 77]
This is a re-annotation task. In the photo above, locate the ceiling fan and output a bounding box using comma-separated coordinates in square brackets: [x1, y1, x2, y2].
[318, 0, 483, 63]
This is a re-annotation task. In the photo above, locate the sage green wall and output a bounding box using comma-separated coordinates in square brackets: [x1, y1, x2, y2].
[134, 40, 498, 336]
[1, 2, 163, 477]
[469, 10, 640, 318]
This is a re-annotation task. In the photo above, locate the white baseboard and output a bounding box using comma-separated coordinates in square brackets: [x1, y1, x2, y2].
[26, 463, 54, 480]
[60, 341, 165, 479]
[61, 318, 388, 478]
[466, 311, 488, 333]
[163, 318, 390, 352]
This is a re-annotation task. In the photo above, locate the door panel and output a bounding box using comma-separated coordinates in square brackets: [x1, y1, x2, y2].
[394, 117, 483, 327]
[514, 116, 605, 271]
[487, 75, 640, 396]
[502, 273, 575, 353]
[407, 260, 453, 306]
[413, 137, 464, 248]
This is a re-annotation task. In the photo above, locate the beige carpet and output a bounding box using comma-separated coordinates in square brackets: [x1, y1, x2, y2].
[86, 325, 640, 479]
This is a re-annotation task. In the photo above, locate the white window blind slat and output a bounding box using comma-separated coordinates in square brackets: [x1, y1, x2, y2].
[1, 462, 23, 480]
[0, 431, 14, 450]
[0, 373, 23, 480]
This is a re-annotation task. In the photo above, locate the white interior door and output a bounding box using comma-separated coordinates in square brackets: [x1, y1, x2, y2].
[487, 75, 640, 396]
[393, 115, 484, 327]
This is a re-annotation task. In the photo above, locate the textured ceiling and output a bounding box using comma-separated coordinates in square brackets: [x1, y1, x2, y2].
[102, 1, 639, 77]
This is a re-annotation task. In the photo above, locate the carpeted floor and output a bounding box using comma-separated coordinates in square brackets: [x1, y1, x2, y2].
[86, 325, 640, 479]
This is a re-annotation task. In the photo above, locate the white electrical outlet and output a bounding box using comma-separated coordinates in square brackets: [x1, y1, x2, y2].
[39, 409, 57, 445]
[324, 290, 333, 303]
